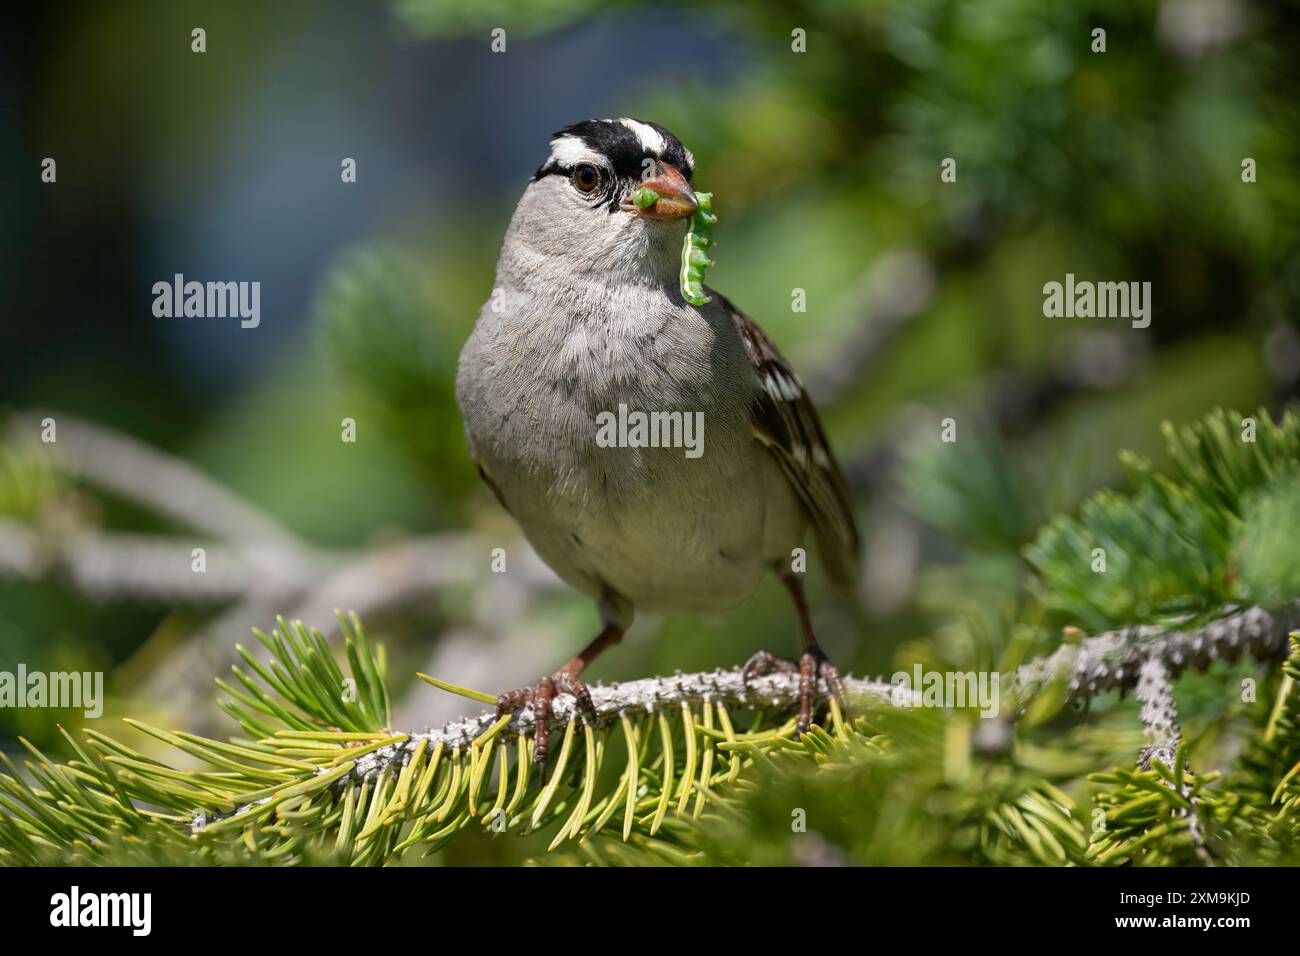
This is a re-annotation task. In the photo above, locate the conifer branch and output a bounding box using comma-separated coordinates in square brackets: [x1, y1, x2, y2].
[5, 408, 1300, 867]
[352, 669, 906, 783]
[2, 603, 1298, 867]
[353, 604, 1298, 787]
[6, 411, 305, 550]
[1135, 657, 1181, 773]
[1133, 657, 1214, 865]
[1010, 604, 1299, 707]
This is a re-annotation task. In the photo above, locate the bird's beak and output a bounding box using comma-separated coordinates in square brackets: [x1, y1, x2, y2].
[623, 162, 699, 220]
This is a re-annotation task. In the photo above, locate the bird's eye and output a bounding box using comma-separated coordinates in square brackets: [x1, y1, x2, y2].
[572, 164, 601, 194]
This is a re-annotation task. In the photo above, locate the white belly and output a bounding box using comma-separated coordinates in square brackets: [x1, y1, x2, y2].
[509, 439, 802, 617]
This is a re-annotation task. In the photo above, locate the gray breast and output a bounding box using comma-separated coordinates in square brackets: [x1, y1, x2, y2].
[456, 288, 803, 615]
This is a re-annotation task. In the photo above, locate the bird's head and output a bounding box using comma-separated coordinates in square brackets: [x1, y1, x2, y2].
[506, 118, 700, 282]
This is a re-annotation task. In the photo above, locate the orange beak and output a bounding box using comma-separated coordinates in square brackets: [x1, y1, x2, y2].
[623, 161, 699, 220]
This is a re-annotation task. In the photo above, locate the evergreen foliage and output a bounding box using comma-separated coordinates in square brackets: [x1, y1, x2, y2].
[3, 410, 1300, 866]
[1026, 409, 1300, 630]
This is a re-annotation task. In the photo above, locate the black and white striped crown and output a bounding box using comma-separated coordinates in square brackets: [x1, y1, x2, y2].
[533, 118, 696, 182]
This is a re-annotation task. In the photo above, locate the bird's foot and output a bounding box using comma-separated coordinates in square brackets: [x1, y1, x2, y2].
[496, 671, 596, 766]
[741, 645, 846, 736]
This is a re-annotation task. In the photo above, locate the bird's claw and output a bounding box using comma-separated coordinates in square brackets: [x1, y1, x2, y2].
[496, 671, 596, 766]
[741, 646, 846, 736]
[741, 649, 799, 686]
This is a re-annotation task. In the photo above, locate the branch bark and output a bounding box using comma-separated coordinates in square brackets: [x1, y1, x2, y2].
[351, 670, 906, 781]
[1008, 604, 1298, 707]
[1133, 656, 1214, 864]
[348, 603, 1300, 784]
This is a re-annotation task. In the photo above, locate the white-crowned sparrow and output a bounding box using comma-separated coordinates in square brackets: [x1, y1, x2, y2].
[456, 118, 860, 761]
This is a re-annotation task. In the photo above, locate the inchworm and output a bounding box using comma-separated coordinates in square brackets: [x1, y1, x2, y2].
[628, 187, 717, 306]
[679, 192, 716, 307]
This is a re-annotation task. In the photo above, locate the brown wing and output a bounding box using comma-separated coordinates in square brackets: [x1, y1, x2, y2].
[720, 293, 861, 593]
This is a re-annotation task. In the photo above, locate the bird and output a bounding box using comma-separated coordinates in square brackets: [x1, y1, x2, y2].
[456, 118, 860, 763]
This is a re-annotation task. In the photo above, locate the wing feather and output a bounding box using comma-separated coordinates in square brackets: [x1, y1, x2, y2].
[719, 294, 861, 592]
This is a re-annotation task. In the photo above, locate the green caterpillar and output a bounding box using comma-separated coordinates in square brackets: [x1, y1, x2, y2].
[679, 192, 716, 306]
[629, 187, 717, 306]
[630, 186, 659, 210]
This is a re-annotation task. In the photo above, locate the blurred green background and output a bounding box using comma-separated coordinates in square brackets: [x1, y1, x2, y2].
[2, 0, 1298, 863]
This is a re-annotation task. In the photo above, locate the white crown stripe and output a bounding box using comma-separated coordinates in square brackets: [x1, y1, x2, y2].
[548, 136, 604, 168]
[615, 118, 667, 156]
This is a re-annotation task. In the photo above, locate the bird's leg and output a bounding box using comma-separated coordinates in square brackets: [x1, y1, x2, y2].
[497, 622, 622, 766]
[782, 572, 847, 733]
[742, 572, 846, 736]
